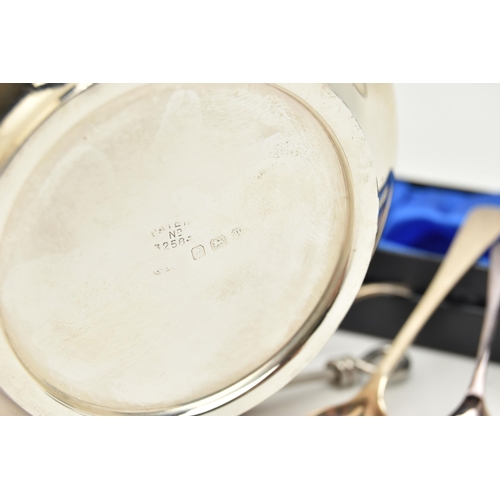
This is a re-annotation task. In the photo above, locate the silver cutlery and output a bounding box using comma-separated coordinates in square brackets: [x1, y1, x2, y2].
[451, 241, 500, 416]
[310, 207, 500, 416]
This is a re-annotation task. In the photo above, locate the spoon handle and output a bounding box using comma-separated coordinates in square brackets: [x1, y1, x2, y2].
[375, 207, 500, 379]
[467, 243, 500, 398]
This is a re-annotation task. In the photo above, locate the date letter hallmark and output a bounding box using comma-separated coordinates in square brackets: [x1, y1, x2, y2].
[210, 235, 227, 251]
[191, 245, 206, 260]
[149, 223, 242, 271]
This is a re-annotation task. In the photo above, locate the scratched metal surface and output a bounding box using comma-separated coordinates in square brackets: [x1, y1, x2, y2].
[0, 84, 349, 413]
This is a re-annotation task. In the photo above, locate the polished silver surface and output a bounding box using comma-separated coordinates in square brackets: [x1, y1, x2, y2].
[0, 84, 394, 415]
[327, 84, 396, 192]
[355, 282, 416, 301]
[328, 84, 396, 244]
[0, 84, 348, 414]
[451, 242, 500, 416]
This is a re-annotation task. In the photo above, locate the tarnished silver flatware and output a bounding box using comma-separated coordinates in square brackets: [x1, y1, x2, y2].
[451, 242, 500, 416]
[311, 207, 500, 416]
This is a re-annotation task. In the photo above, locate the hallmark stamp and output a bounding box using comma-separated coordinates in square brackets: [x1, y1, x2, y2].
[191, 245, 206, 260]
[153, 267, 171, 275]
[210, 235, 227, 251]
[231, 227, 242, 237]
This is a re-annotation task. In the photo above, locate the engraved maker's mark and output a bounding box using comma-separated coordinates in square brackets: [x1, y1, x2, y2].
[152, 221, 191, 250]
[149, 222, 243, 272]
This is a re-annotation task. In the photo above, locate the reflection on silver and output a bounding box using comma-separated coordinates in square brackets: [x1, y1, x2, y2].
[355, 282, 416, 302]
[289, 344, 410, 388]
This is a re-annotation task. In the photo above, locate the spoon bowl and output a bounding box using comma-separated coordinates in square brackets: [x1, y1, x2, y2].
[313, 378, 388, 416]
[451, 396, 488, 416]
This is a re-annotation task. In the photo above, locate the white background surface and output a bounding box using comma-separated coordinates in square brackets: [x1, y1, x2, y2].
[395, 83, 500, 193]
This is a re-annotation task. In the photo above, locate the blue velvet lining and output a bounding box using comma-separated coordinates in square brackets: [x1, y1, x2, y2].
[378, 180, 500, 266]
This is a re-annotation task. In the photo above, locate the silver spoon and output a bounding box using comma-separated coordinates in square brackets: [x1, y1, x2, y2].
[451, 241, 500, 416]
[310, 207, 500, 416]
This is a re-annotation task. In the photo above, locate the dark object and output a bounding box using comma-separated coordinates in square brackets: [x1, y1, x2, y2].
[339, 249, 500, 362]
[0, 84, 31, 120]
